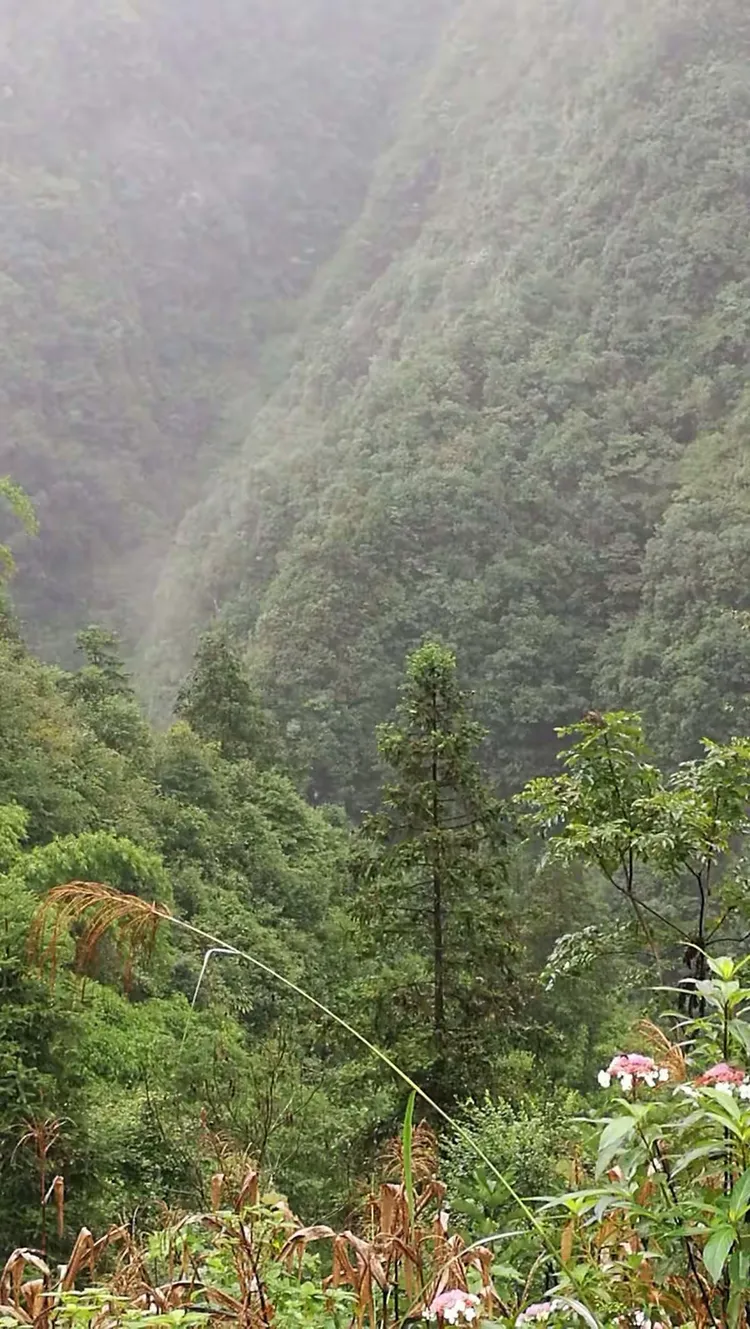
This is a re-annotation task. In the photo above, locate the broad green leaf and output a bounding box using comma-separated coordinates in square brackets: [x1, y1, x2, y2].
[596, 1114, 635, 1175]
[402, 1089, 416, 1232]
[703, 1223, 736, 1282]
[729, 1167, 750, 1221]
[490, 1265, 524, 1283]
[700, 1089, 743, 1124]
[670, 1143, 724, 1177]
[729, 1018, 750, 1057]
[708, 956, 737, 979]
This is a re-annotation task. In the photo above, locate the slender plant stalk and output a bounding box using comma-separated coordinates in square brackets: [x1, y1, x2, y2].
[402, 1090, 416, 1237]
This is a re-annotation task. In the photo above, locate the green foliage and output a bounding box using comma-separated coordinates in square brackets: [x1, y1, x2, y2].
[0, 477, 37, 583]
[14, 830, 170, 902]
[12, 596, 750, 1329]
[175, 630, 281, 767]
[61, 629, 153, 760]
[443, 1076, 582, 1249]
[0, 804, 28, 870]
[145, 0, 750, 811]
[517, 711, 750, 983]
[0, 478, 37, 637]
[356, 643, 512, 1100]
[0, 635, 150, 843]
[536, 956, 750, 1328]
[0, 620, 362, 1249]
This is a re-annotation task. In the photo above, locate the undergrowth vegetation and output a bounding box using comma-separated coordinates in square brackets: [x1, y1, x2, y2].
[7, 896, 750, 1329]
[7, 487, 750, 1326]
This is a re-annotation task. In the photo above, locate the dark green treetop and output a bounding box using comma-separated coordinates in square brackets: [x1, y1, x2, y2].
[175, 631, 281, 768]
[357, 641, 514, 1101]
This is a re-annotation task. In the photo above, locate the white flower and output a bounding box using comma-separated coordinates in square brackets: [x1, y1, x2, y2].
[658, 1066, 670, 1082]
[715, 1081, 735, 1095]
[620, 1072, 633, 1092]
[739, 1081, 750, 1101]
[427, 1291, 481, 1325]
[597, 1069, 612, 1088]
[674, 1083, 698, 1100]
[643, 1073, 657, 1088]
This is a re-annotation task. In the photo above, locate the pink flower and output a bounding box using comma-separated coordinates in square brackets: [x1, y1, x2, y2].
[598, 1053, 669, 1091]
[516, 1303, 560, 1326]
[424, 1291, 480, 1324]
[608, 1054, 657, 1077]
[696, 1063, 746, 1087]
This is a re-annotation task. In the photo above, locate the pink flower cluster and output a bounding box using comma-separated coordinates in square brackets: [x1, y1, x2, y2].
[598, 1053, 669, 1092]
[423, 1291, 480, 1325]
[695, 1062, 750, 1098]
[696, 1062, 744, 1086]
[516, 1302, 563, 1326]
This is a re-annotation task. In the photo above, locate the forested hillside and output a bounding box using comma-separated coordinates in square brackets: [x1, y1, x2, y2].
[9, 589, 750, 1329]
[0, 600, 615, 1251]
[146, 0, 750, 806]
[0, 0, 450, 657]
[9, 4, 750, 1321]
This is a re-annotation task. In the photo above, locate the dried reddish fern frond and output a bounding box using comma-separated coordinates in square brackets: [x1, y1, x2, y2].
[28, 881, 168, 983]
[380, 1119, 439, 1184]
[636, 1017, 687, 1082]
[0, 1228, 126, 1329]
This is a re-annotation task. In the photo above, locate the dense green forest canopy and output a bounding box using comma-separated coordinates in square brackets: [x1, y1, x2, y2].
[141, 0, 750, 807]
[0, 0, 450, 657]
[0, 621, 609, 1247]
[5, 610, 750, 1329]
[6, 2, 750, 1324]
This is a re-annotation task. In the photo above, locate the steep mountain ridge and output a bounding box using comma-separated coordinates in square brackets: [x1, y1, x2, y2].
[0, 0, 451, 656]
[145, 0, 750, 804]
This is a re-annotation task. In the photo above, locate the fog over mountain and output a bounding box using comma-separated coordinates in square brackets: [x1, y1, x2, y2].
[0, 0, 449, 656]
[2, 0, 750, 798]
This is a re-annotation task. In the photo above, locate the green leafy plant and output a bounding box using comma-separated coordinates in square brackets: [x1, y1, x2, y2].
[517, 712, 750, 981]
[0, 477, 37, 585]
[530, 955, 750, 1329]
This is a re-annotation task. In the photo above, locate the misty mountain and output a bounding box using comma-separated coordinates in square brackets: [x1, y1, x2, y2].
[142, 0, 750, 804]
[3, 0, 750, 807]
[0, 0, 449, 655]
[5, 0, 750, 1262]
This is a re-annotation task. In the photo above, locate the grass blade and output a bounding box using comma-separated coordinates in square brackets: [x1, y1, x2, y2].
[402, 1090, 416, 1236]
